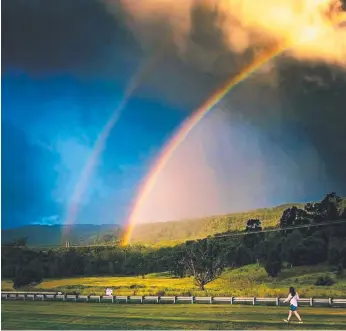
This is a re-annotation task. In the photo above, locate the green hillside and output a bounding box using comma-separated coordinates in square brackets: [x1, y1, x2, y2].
[130, 203, 305, 245]
[1, 203, 302, 247]
[2, 197, 345, 247]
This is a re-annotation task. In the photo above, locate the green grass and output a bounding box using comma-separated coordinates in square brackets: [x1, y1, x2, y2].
[2, 301, 346, 330]
[2, 264, 346, 298]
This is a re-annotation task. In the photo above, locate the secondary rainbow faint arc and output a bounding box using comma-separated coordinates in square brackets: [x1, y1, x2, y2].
[122, 45, 286, 246]
[63, 47, 165, 239]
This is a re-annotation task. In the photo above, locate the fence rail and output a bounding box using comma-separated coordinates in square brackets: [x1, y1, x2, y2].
[2, 292, 346, 308]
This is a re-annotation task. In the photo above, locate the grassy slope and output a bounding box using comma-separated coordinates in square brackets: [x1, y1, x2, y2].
[2, 264, 346, 298]
[131, 203, 304, 245]
[132, 198, 346, 245]
[2, 301, 346, 330]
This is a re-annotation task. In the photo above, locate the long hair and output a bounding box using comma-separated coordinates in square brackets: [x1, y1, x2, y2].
[289, 287, 296, 296]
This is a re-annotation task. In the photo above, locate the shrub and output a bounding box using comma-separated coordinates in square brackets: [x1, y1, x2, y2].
[315, 275, 335, 286]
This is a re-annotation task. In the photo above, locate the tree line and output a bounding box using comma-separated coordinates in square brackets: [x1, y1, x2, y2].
[2, 193, 346, 291]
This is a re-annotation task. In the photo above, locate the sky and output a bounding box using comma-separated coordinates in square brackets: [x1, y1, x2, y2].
[2, 0, 346, 229]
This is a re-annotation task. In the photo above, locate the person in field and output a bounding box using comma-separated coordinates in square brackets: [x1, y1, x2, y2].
[283, 287, 303, 324]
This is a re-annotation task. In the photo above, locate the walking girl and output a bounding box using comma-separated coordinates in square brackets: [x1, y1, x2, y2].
[283, 287, 303, 324]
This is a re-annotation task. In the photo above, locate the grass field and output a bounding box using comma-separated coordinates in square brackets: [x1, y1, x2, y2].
[2, 264, 346, 298]
[2, 301, 346, 330]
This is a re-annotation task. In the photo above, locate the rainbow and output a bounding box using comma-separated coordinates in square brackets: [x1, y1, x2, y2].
[122, 45, 286, 245]
[63, 49, 164, 239]
[63, 99, 125, 237]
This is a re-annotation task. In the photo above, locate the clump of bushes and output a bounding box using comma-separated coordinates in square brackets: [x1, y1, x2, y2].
[315, 275, 335, 286]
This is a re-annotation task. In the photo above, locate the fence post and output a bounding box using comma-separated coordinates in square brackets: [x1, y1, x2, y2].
[329, 298, 333, 308]
[157, 297, 160, 304]
[173, 296, 176, 304]
[276, 297, 279, 306]
[140, 296, 143, 304]
[191, 296, 194, 304]
[126, 296, 129, 304]
[230, 297, 233, 305]
[210, 297, 212, 304]
[253, 297, 256, 305]
[310, 298, 313, 307]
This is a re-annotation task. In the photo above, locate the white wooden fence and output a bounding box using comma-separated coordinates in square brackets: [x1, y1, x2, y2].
[1, 292, 346, 308]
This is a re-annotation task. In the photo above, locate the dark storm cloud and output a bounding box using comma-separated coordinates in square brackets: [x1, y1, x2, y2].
[1, 0, 266, 107]
[2, 0, 346, 193]
[1, 0, 139, 77]
[276, 60, 346, 191]
[1, 120, 61, 228]
[114, 0, 346, 190]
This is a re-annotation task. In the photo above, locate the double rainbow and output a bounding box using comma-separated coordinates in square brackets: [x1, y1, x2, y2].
[122, 45, 286, 245]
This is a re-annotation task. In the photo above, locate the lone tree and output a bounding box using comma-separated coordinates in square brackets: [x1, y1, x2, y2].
[245, 219, 262, 232]
[182, 239, 225, 290]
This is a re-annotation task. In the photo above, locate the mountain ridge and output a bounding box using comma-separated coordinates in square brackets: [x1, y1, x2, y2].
[3, 198, 345, 247]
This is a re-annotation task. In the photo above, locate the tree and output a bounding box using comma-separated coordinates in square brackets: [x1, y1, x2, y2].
[245, 219, 262, 232]
[291, 237, 327, 266]
[280, 206, 310, 228]
[281, 230, 303, 266]
[235, 245, 253, 267]
[13, 258, 43, 289]
[305, 192, 342, 222]
[121, 252, 147, 277]
[182, 239, 225, 290]
[264, 249, 282, 277]
[243, 219, 264, 260]
[169, 249, 186, 278]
